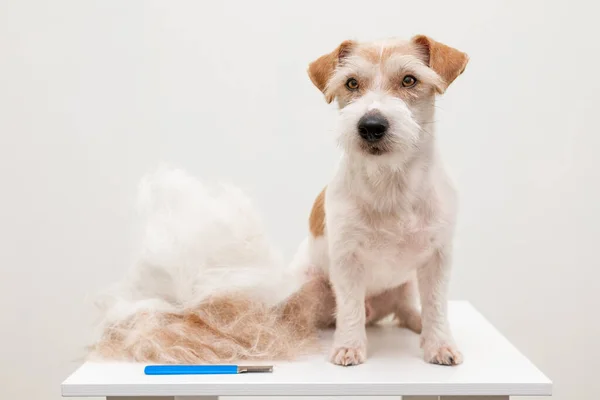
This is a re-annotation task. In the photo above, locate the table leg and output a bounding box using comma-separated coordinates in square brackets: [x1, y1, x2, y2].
[107, 397, 175, 400]
[441, 397, 509, 400]
[107, 397, 218, 400]
[176, 397, 218, 400]
[404, 397, 439, 400]
[404, 397, 509, 400]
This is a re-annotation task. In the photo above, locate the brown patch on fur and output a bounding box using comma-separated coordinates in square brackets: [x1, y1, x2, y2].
[323, 38, 444, 106]
[90, 284, 326, 364]
[412, 35, 469, 91]
[309, 187, 326, 237]
[308, 41, 355, 103]
[310, 36, 466, 104]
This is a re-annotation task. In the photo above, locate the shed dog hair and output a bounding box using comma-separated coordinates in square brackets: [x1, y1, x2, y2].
[293, 35, 468, 366]
[90, 166, 324, 363]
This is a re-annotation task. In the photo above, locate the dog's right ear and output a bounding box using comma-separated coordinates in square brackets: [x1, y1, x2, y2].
[308, 40, 355, 103]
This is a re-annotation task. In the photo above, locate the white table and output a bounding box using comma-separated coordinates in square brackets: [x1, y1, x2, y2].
[62, 301, 551, 400]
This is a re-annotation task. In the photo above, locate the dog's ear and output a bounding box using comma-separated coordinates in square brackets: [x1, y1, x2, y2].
[412, 35, 469, 93]
[308, 40, 355, 103]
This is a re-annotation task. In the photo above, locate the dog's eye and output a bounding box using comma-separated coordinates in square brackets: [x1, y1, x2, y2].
[345, 78, 359, 91]
[401, 75, 417, 88]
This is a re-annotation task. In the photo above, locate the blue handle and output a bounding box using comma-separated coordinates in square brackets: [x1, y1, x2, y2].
[144, 365, 238, 375]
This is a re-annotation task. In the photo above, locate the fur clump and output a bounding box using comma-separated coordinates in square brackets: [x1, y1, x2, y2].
[90, 285, 323, 363]
[89, 166, 320, 363]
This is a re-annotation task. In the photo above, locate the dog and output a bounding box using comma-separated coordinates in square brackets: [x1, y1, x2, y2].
[292, 35, 469, 366]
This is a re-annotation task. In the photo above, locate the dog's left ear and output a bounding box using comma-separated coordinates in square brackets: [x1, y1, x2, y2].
[412, 35, 469, 93]
[308, 40, 355, 103]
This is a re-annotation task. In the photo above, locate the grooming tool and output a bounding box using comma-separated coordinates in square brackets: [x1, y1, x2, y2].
[144, 365, 273, 375]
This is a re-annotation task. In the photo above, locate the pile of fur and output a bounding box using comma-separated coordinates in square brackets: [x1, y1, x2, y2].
[89, 166, 324, 363]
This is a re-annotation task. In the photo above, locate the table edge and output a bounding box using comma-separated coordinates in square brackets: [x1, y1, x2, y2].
[61, 301, 554, 397]
[62, 381, 553, 397]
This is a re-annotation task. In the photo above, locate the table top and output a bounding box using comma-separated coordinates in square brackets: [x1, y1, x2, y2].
[62, 301, 552, 397]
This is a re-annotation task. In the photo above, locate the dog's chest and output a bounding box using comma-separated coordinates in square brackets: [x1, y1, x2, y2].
[357, 212, 436, 295]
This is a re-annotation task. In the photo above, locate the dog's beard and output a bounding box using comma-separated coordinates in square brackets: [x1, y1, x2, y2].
[336, 95, 422, 159]
[358, 138, 394, 156]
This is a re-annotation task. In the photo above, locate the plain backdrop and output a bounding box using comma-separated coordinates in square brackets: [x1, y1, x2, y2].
[1, 0, 599, 399]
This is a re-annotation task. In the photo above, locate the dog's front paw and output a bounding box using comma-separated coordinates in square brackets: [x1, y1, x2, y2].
[421, 339, 463, 366]
[330, 345, 366, 366]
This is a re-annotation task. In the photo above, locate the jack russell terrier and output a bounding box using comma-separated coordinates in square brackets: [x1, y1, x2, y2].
[293, 35, 468, 366]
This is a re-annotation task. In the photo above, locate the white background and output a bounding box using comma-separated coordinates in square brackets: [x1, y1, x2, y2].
[1, 1, 598, 399]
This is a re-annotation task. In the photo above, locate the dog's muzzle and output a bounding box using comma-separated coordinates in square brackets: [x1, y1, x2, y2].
[357, 111, 389, 143]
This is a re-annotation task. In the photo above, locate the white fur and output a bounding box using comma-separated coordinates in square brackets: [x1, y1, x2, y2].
[323, 145, 459, 365]
[94, 166, 303, 339]
[337, 91, 424, 170]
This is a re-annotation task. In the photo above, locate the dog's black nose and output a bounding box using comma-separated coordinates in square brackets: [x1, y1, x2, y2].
[357, 113, 389, 142]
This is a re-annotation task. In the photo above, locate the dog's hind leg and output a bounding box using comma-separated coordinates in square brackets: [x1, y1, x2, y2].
[394, 277, 423, 334]
[362, 278, 422, 332]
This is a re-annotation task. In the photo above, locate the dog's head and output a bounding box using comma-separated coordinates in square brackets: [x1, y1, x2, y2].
[308, 36, 468, 162]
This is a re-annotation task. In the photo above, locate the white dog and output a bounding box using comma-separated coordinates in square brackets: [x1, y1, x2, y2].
[293, 35, 469, 366]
